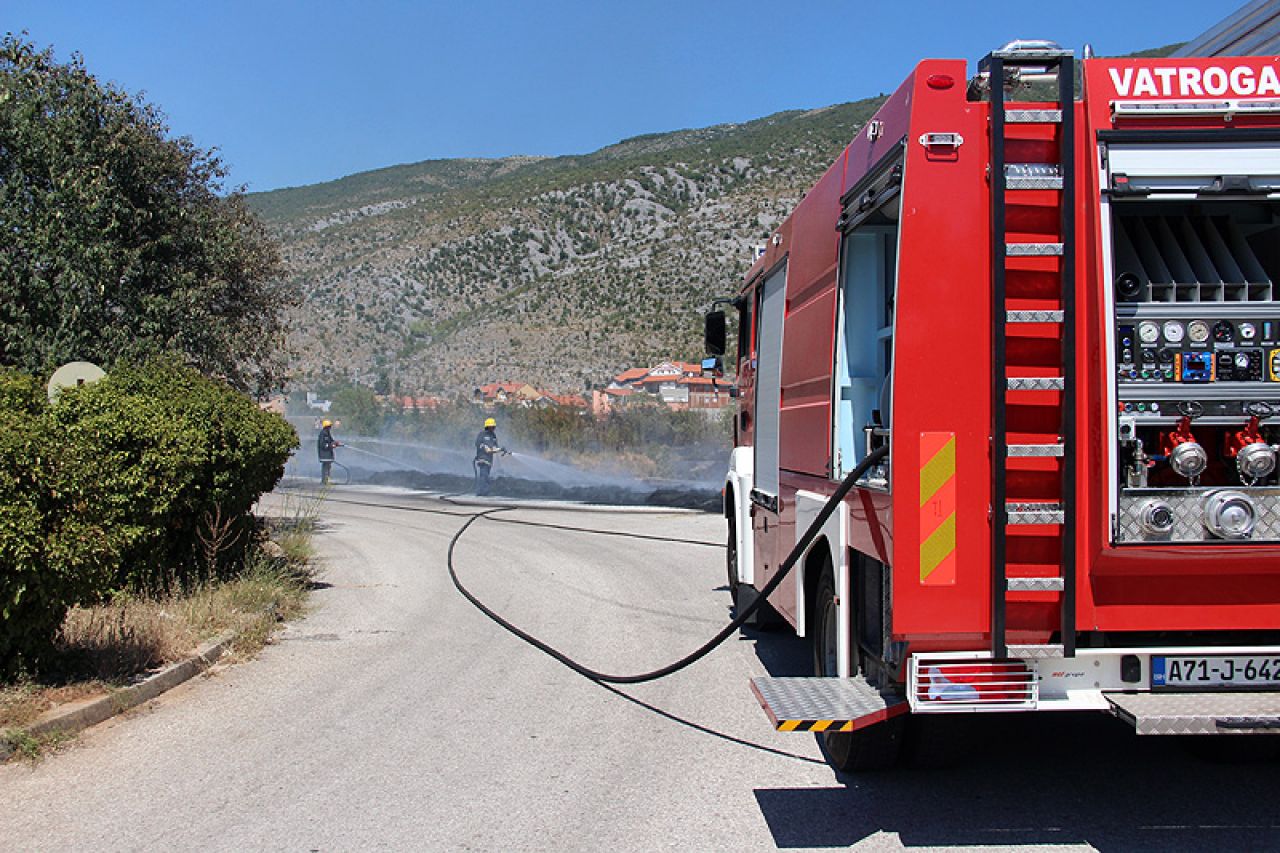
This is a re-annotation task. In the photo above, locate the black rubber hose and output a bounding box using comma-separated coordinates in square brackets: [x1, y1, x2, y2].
[447, 444, 889, 684]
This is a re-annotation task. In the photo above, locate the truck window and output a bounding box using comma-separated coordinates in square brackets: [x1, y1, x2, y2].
[833, 190, 899, 483]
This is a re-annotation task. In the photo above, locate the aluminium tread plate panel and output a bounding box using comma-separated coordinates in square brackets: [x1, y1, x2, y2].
[1007, 310, 1065, 324]
[1107, 691, 1280, 735]
[1005, 109, 1064, 124]
[750, 676, 907, 733]
[1006, 242, 1064, 256]
[1007, 577, 1066, 592]
[1007, 644, 1065, 659]
[1006, 176, 1065, 190]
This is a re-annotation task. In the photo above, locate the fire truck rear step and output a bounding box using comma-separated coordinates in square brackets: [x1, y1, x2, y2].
[750, 676, 907, 732]
[1107, 692, 1280, 735]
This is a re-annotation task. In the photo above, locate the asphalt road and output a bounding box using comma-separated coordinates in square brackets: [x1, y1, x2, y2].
[2, 485, 1278, 852]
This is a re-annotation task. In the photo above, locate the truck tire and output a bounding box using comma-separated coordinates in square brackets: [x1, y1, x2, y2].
[812, 560, 904, 772]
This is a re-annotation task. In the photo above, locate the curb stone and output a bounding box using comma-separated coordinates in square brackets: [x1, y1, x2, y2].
[0, 630, 235, 762]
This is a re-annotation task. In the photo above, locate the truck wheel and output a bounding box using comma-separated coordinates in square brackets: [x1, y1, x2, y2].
[812, 561, 904, 772]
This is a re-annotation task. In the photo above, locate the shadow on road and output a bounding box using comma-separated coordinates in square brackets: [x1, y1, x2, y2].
[740, 623, 1280, 850]
[753, 698, 1279, 851]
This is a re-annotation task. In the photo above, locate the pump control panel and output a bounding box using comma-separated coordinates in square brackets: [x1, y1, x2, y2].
[1116, 318, 1280, 386]
[1112, 312, 1280, 544]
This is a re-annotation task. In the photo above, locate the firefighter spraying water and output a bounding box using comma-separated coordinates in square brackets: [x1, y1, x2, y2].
[317, 419, 343, 485]
[473, 417, 509, 496]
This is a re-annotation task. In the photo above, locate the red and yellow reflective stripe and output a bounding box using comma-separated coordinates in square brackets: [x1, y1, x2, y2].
[919, 432, 957, 585]
[770, 705, 909, 733]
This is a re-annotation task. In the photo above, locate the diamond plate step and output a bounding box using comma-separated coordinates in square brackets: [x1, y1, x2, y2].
[1007, 643, 1065, 659]
[1007, 502, 1065, 525]
[1008, 443, 1065, 457]
[1005, 164, 1064, 190]
[750, 676, 908, 733]
[1107, 691, 1280, 735]
[1006, 242, 1064, 256]
[1007, 310, 1064, 324]
[1007, 377, 1065, 391]
[1007, 176, 1065, 190]
[1007, 577, 1066, 592]
[1006, 109, 1063, 124]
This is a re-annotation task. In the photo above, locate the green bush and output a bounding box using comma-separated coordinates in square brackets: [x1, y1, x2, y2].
[0, 358, 298, 672]
[0, 369, 118, 671]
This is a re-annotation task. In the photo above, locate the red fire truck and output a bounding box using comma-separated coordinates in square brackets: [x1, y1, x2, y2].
[706, 41, 1280, 770]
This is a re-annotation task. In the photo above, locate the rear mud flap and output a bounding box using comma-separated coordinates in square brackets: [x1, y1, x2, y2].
[1106, 691, 1280, 735]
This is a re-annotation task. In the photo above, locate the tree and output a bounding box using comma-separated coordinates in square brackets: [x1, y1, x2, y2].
[330, 382, 383, 435]
[0, 34, 296, 394]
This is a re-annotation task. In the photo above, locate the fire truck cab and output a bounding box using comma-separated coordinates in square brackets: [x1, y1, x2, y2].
[709, 42, 1280, 770]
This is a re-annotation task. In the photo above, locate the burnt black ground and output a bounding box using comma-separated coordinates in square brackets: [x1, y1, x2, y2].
[360, 467, 722, 512]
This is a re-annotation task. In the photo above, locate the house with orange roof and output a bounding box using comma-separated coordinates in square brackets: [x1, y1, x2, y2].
[607, 360, 735, 411]
[475, 381, 544, 406]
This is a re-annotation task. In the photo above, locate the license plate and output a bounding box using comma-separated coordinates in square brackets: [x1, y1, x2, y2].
[1151, 655, 1280, 689]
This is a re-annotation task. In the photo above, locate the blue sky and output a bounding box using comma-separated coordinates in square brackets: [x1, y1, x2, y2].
[6, 1, 1230, 192]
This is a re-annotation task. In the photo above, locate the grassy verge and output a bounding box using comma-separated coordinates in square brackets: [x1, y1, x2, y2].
[1, 493, 321, 759]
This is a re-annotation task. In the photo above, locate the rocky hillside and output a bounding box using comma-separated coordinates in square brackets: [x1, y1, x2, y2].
[250, 97, 886, 394]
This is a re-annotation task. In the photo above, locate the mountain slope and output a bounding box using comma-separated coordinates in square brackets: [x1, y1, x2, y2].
[251, 97, 886, 393]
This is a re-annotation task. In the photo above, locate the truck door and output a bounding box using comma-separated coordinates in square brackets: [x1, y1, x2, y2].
[752, 260, 788, 574]
[833, 163, 900, 483]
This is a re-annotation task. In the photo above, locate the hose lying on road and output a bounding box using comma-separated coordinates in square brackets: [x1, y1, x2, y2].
[447, 445, 889, 684]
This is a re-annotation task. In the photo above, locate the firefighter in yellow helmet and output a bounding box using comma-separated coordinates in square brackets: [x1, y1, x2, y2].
[473, 417, 505, 495]
[318, 419, 341, 484]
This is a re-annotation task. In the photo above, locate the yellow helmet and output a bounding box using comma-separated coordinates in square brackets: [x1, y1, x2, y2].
[484, 417, 497, 428]
[322, 420, 332, 428]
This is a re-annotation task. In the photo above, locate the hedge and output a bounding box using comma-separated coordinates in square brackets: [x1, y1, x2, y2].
[0, 357, 298, 672]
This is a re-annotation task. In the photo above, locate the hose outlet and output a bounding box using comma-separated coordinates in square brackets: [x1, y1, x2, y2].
[1203, 490, 1257, 540]
[1169, 441, 1208, 481]
[1237, 442, 1277, 483]
[1138, 500, 1175, 538]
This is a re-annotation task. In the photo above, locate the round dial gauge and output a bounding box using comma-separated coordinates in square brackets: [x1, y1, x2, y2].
[1240, 322, 1257, 340]
[1138, 321, 1160, 343]
[1164, 321, 1186, 343]
[1236, 352, 1251, 370]
[1187, 320, 1209, 343]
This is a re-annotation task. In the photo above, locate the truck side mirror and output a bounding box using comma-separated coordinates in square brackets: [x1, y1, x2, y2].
[704, 310, 727, 356]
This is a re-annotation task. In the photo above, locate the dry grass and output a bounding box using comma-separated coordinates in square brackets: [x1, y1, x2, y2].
[1, 495, 321, 757]
[54, 550, 311, 678]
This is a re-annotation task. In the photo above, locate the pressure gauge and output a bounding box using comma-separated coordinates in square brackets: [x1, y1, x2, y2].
[1138, 321, 1160, 343]
[1240, 322, 1257, 341]
[1164, 321, 1186, 343]
[1236, 352, 1252, 370]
